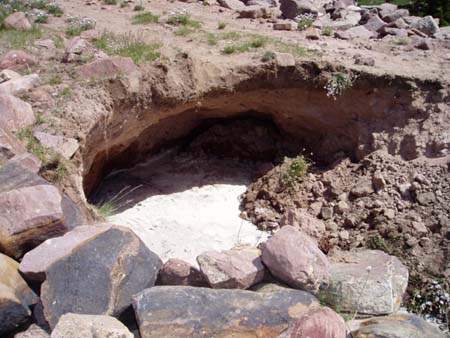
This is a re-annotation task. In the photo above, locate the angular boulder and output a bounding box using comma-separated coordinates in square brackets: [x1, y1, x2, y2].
[261, 226, 330, 293]
[0, 74, 41, 95]
[158, 258, 207, 287]
[197, 246, 266, 289]
[0, 51, 38, 71]
[0, 162, 67, 258]
[324, 250, 408, 315]
[14, 324, 49, 338]
[23, 224, 162, 328]
[0, 253, 38, 335]
[217, 0, 246, 10]
[51, 313, 133, 338]
[0, 93, 35, 131]
[133, 286, 318, 338]
[280, 0, 318, 19]
[336, 25, 375, 40]
[4, 12, 32, 31]
[352, 314, 446, 338]
[276, 306, 347, 338]
[364, 15, 387, 32]
[63, 37, 93, 63]
[33, 132, 79, 160]
[412, 15, 440, 36]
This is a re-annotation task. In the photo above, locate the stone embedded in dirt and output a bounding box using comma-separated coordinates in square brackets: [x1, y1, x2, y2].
[280, 209, 326, 241]
[33, 132, 79, 160]
[0, 93, 35, 131]
[63, 37, 93, 63]
[80, 29, 101, 41]
[274, 52, 296, 67]
[197, 246, 266, 289]
[0, 253, 38, 335]
[350, 177, 374, 197]
[158, 258, 207, 286]
[0, 74, 41, 96]
[0, 69, 21, 83]
[276, 306, 347, 338]
[324, 250, 408, 315]
[335, 25, 375, 40]
[415, 38, 432, 50]
[273, 21, 293, 30]
[280, 0, 318, 19]
[217, 0, 245, 10]
[412, 15, 440, 36]
[305, 27, 320, 40]
[261, 226, 330, 293]
[3, 12, 32, 31]
[77, 56, 138, 79]
[354, 55, 375, 66]
[133, 286, 318, 338]
[383, 27, 408, 37]
[0, 51, 38, 71]
[372, 171, 386, 191]
[36, 224, 162, 328]
[51, 313, 133, 338]
[364, 15, 387, 32]
[14, 324, 49, 338]
[0, 162, 67, 258]
[351, 313, 446, 338]
[0, 126, 25, 165]
[238, 5, 270, 19]
[415, 191, 436, 205]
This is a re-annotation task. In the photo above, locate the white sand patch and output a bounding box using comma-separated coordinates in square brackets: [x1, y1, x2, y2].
[109, 183, 267, 266]
[95, 151, 268, 266]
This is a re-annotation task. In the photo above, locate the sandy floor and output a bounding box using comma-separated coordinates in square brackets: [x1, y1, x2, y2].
[92, 149, 268, 266]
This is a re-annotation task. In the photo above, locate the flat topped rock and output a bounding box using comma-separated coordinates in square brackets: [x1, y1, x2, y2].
[32, 224, 162, 328]
[324, 249, 409, 315]
[352, 313, 446, 338]
[51, 313, 133, 338]
[133, 285, 318, 338]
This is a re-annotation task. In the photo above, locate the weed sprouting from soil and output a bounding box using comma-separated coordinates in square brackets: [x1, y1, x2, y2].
[167, 12, 201, 28]
[0, 27, 42, 49]
[325, 72, 355, 99]
[279, 155, 311, 189]
[261, 51, 276, 62]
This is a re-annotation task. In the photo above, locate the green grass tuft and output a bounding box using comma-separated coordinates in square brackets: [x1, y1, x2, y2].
[132, 12, 159, 24]
[167, 14, 201, 28]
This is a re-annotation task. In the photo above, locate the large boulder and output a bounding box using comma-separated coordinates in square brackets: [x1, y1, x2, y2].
[276, 306, 347, 338]
[217, 0, 246, 10]
[133, 286, 318, 338]
[336, 25, 375, 39]
[51, 313, 133, 338]
[158, 258, 207, 287]
[261, 226, 330, 293]
[351, 314, 446, 338]
[280, 0, 318, 19]
[3, 12, 32, 31]
[20, 224, 162, 328]
[197, 246, 266, 289]
[0, 93, 35, 131]
[0, 74, 41, 95]
[412, 15, 440, 36]
[323, 250, 408, 315]
[0, 51, 38, 71]
[0, 253, 38, 335]
[0, 162, 68, 258]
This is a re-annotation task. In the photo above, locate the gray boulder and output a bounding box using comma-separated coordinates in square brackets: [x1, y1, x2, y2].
[412, 15, 440, 36]
[33, 224, 162, 328]
[323, 250, 408, 315]
[133, 286, 318, 338]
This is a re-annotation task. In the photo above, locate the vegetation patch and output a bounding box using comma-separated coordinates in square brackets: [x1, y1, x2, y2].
[279, 155, 311, 190]
[325, 72, 355, 99]
[222, 36, 268, 54]
[0, 27, 43, 49]
[167, 13, 201, 28]
[132, 12, 159, 25]
[95, 32, 162, 64]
